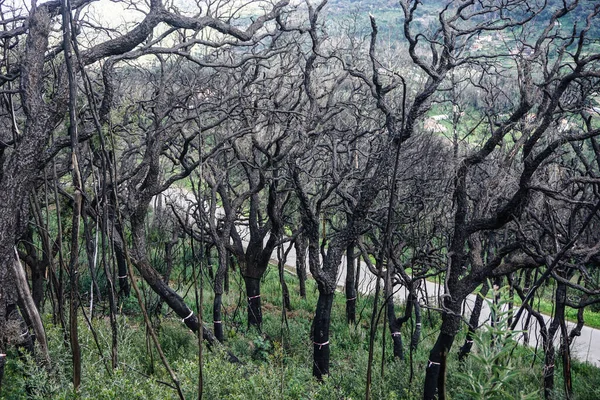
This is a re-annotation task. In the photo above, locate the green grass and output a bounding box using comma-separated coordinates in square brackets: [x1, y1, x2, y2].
[3, 265, 599, 399]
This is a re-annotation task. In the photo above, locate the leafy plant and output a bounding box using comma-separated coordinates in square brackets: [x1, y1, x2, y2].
[456, 283, 540, 400]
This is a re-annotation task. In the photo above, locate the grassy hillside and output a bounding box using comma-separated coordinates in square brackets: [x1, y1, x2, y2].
[3, 266, 599, 399]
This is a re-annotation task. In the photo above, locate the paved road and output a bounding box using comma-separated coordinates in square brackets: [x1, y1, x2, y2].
[156, 187, 600, 367]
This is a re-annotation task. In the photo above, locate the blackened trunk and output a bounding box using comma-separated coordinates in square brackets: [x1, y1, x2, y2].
[213, 293, 224, 342]
[129, 210, 230, 360]
[68, 192, 82, 391]
[458, 282, 489, 361]
[544, 280, 567, 399]
[386, 310, 403, 359]
[424, 310, 459, 400]
[154, 237, 177, 316]
[385, 274, 407, 359]
[245, 276, 262, 329]
[19, 238, 41, 313]
[226, 253, 234, 294]
[424, 332, 455, 400]
[132, 257, 220, 346]
[312, 291, 334, 380]
[30, 263, 44, 311]
[345, 244, 357, 324]
[411, 298, 422, 351]
[561, 316, 572, 399]
[163, 238, 177, 283]
[522, 310, 532, 344]
[101, 230, 119, 369]
[295, 234, 307, 298]
[391, 329, 404, 359]
[543, 344, 556, 400]
[22, 229, 46, 311]
[212, 243, 228, 341]
[567, 296, 585, 346]
[115, 245, 130, 298]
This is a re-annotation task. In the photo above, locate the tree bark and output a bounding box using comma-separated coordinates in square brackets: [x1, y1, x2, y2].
[345, 244, 357, 324]
[411, 296, 422, 351]
[245, 276, 263, 329]
[295, 233, 307, 298]
[458, 282, 489, 361]
[312, 291, 334, 380]
[212, 242, 228, 342]
[115, 244, 130, 298]
[129, 214, 221, 347]
[423, 302, 461, 400]
[544, 280, 567, 399]
[424, 331, 456, 400]
[11, 250, 51, 367]
[213, 293, 224, 342]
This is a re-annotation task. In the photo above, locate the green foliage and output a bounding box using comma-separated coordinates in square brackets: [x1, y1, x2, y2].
[3, 273, 600, 399]
[455, 284, 540, 400]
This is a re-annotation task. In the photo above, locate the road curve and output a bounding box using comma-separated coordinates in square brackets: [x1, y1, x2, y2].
[156, 187, 600, 368]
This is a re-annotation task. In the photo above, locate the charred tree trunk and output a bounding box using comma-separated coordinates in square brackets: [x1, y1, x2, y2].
[388, 312, 405, 360]
[560, 313, 572, 399]
[458, 282, 489, 361]
[213, 293, 224, 342]
[567, 295, 586, 346]
[345, 244, 357, 324]
[245, 276, 263, 329]
[544, 280, 567, 399]
[295, 233, 308, 298]
[424, 302, 461, 400]
[30, 262, 45, 313]
[278, 245, 292, 312]
[128, 215, 221, 347]
[411, 296, 422, 351]
[155, 234, 178, 316]
[212, 243, 228, 342]
[115, 243, 130, 298]
[312, 291, 334, 380]
[385, 272, 414, 360]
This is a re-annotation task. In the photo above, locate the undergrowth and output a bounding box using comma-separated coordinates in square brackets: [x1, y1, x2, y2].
[2, 268, 599, 399]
